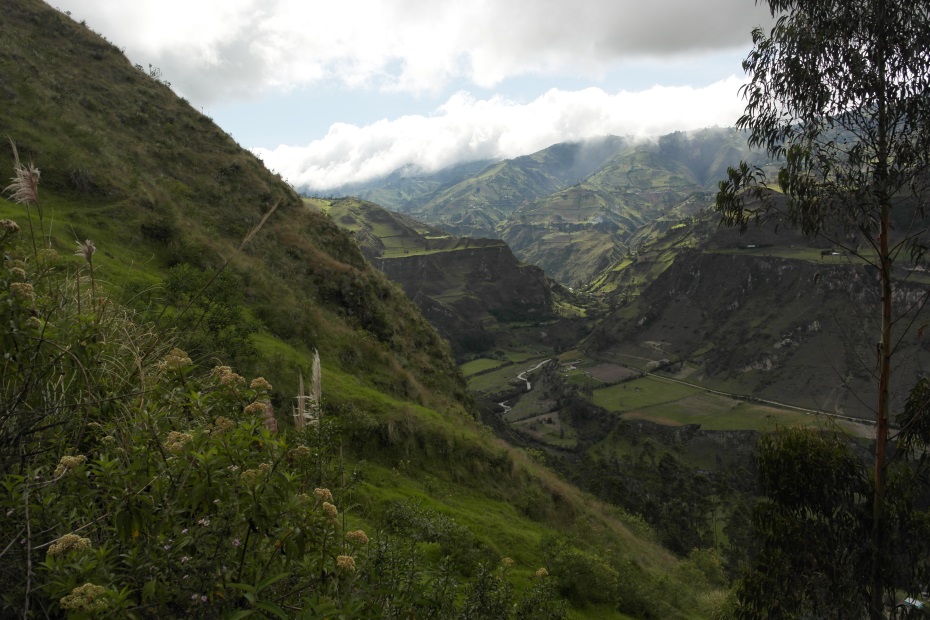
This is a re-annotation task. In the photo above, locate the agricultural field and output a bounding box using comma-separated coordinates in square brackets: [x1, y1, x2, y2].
[593, 376, 700, 411]
[459, 357, 509, 377]
[593, 376, 873, 435]
[465, 356, 548, 395]
[585, 363, 641, 383]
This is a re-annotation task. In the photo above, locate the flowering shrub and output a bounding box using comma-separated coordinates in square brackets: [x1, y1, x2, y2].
[0, 227, 566, 618]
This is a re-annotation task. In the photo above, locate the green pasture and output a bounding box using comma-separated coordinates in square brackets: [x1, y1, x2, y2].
[592, 376, 873, 434]
[593, 376, 700, 412]
[504, 384, 554, 423]
[618, 392, 809, 431]
[459, 357, 509, 377]
[466, 362, 528, 395]
[710, 246, 873, 264]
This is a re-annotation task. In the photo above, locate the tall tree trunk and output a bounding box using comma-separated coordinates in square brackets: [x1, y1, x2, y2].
[870, 6, 890, 614]
[871, 198, 892, 620]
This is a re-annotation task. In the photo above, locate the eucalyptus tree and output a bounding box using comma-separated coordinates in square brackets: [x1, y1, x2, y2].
[716, 1, 930, 616]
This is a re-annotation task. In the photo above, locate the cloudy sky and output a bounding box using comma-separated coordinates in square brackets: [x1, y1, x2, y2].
[55, 0, 774, 191]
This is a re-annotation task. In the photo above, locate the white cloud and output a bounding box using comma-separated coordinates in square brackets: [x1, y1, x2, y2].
[254, 77, 747, 190]
[56, 0, 770, 103]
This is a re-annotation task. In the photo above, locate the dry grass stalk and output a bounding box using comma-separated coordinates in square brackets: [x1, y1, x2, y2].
[4, 138, 39, 206]
[294, 370, 307, 432]
[74, 239, 96, 299]
[239, 200, 280, 250]
[293, 350, 322, 430]
[4, 138, 43, 256]
[310, 349, 321, 423]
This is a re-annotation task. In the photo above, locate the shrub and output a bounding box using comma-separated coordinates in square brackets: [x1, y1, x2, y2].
[551, 547, 618, 606]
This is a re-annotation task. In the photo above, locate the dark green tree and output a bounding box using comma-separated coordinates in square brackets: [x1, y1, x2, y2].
[716, 1, 930, 616]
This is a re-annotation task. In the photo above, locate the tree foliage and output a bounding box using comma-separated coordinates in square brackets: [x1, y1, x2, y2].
[737, 428, 930, 619]
[717, 0, 930, 242]
[716, 1, 930, 617]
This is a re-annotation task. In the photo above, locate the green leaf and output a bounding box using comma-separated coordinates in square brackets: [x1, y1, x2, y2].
[226, 582, 257, 594]
[142, 579, 159, 602]
[253, 601, 289, 619]
[255, 571, 289, 592]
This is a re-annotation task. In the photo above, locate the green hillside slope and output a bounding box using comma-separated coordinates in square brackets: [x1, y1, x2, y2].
[363, 128, 764, 288]
[0, 2, 723, 617]
[403, 137, 629, 239]
[586, 208, 930, 420]
[495, 129, 763, 287]
[317, 197, 593, 358]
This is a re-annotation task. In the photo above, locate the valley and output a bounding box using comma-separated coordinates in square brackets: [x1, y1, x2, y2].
[329, 127, 930, 577]
[331, 129, 929, 424]
[2, 0, 929, 617]
[0, 3, 737, 617]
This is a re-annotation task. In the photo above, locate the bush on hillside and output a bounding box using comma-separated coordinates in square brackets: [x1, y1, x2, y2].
[0, 215, 566, 618]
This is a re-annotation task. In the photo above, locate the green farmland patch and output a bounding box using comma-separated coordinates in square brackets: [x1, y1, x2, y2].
[593, 376, 700, 411]
[460, 357, 509, 377]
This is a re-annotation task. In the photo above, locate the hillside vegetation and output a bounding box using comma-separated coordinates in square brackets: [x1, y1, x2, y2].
[0, 1, 725, 618]
[315, 197, 594, 357]
[356, 128, 774, 288]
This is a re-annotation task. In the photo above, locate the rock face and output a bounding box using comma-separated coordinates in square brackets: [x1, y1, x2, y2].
[321, 196, 566, 357]
[593, 250, 930, 419]
[376, 244, 558, 355]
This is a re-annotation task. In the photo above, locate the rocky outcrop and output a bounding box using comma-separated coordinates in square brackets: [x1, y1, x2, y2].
[376, 244, 559, 355]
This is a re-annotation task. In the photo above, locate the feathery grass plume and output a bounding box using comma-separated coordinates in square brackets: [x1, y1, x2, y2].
[74, 239, 95, 263]
[4, 139, 39, 205]
[4, 138, 44, 257]
[74, 239, 96, 299]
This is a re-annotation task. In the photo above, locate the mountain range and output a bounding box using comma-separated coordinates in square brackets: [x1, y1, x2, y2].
[336, 127, 929, 422]
[0, 2, 723, 617]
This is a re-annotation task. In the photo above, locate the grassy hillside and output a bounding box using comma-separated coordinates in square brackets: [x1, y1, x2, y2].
[0, 2, 725, 617]
[326, 159, 494, 212]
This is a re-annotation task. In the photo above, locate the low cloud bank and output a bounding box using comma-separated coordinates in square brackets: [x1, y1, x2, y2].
[254, 78, 747, 191]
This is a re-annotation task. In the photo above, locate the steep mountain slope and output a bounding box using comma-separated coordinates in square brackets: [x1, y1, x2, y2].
[586, 211, 930, 419]
[317, 197, 577, 356]
[327, 158, 494, 211]
[0, 1, 465, 407]
[357, 128, 765, 287]
[402, 136, 630, 238]
[495, 128, 763, 287]
[0, 2, 718, 617]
